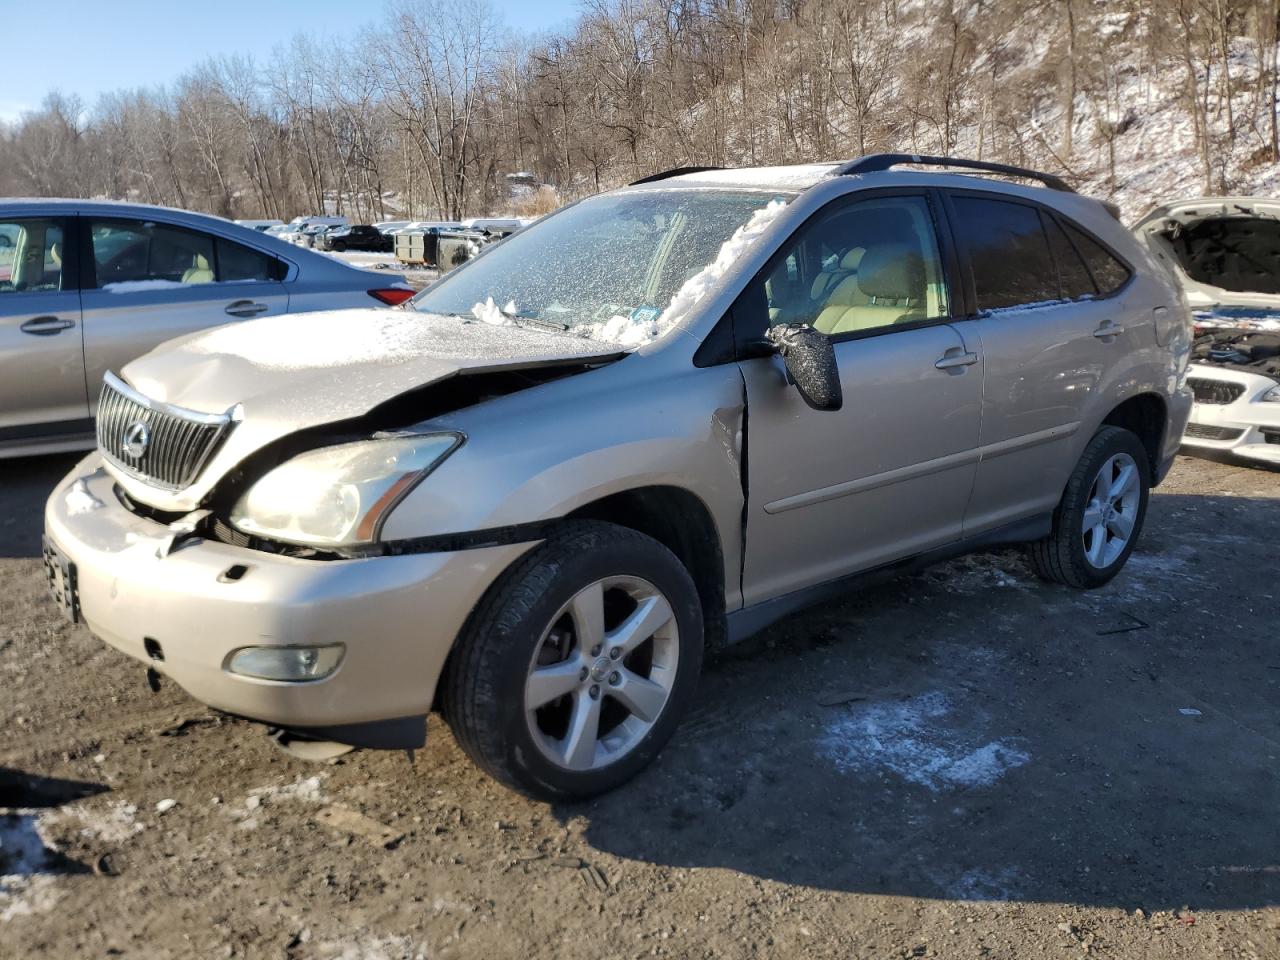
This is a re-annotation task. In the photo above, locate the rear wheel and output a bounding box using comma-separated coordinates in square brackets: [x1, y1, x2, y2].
[1027, 426, 1151, 588]
[442, 522, 703, 800]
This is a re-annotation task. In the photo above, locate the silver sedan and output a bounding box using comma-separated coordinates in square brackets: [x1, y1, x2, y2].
[0, 199, 413, 457]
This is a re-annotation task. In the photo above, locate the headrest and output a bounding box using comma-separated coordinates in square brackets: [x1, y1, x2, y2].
[839, 246, 866, 271]
[193, 253, 210, 270]
[856, 245, 924, 301]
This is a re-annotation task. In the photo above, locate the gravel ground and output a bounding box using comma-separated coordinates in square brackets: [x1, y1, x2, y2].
[2, 452, 1278, 959]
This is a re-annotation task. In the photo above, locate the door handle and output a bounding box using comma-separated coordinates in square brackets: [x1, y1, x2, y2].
[1093, 321, 1125, 340]
[225, 300, 270, 318]
[934, 350, 979, 371]
[20, 316, 76, 336]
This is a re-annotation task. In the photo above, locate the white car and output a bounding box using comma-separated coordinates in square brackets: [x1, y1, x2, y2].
[1134, 197, 1280, 465]
[461, 217, 527, 235]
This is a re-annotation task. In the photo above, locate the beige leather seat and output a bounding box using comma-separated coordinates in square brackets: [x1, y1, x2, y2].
[814, 245, 926, 335]
[809, 246, 865, 303]
[182, 253, 215, 284]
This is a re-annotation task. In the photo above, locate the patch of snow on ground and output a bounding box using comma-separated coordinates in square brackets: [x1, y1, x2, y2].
[819, 691, 1031, 792]
[52, 800, 142, 844]
[939, 866, 1025, 902]
[0, 812, 64, 921]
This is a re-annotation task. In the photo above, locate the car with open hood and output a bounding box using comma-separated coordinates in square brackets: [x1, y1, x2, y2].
[1133, 197, 1280, 465]
[45, 155, 1192, 799]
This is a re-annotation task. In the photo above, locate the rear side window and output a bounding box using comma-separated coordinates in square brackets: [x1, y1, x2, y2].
[951, 196, 1058, 310]
[1063, 222, 1131, 295]
[217, 238, 282, 282]
[90, 220, 216, 289]
[1043, 215, 1097, 300]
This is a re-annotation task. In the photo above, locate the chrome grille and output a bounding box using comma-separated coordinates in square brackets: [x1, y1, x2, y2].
[1187, 378, 1245, 405]
[96, 372, 235, 490]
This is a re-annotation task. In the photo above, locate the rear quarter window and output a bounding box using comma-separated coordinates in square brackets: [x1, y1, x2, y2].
[1063, 221, 1131, 295]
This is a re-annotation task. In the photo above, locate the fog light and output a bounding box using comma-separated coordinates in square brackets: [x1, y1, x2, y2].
[227, 644, 345, 681]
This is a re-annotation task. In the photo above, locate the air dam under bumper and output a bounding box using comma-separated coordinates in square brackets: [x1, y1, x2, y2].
[44, 455, 533, 743]
[1180, 367, 1280, 465]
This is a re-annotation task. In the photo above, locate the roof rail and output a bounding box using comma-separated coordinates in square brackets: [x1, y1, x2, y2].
[833, 153, 1074, 193]
[629, 166, 724, 186]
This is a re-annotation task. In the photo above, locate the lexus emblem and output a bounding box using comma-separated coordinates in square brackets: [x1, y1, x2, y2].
[121, 421, 151, 459]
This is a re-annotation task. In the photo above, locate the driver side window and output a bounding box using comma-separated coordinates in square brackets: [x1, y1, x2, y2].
[757, 196, 949, 337]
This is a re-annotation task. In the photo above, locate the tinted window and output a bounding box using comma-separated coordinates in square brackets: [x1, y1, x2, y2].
[91, 220, 216, 289]
[1064, 222, 1131, 295]
[217, 238, 280, 282]
[747, 195, 948, 337]
[0, 219, 65, 294]
[952, 196, 1058, 310]
[1043, 215, 1097, 300]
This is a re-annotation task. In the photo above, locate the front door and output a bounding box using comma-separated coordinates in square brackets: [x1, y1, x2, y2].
[79, 217, 289, 408]
[0, 215, 88, 446]
[737, 193, 983, 605]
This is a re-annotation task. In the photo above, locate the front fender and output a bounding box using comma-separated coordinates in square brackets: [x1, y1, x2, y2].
[379, 359, 747, 591]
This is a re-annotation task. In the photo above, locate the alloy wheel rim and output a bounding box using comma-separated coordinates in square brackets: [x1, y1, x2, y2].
[523, 576, 679, 772]
[1082, 452, 1140, 569]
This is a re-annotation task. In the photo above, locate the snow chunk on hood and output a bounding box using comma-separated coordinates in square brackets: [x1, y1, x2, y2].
[583, 198, 789, 347]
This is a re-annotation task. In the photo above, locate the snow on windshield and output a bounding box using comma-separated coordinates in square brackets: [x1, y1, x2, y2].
[581, 198, 789, 346]
[411, 190, 791, 348]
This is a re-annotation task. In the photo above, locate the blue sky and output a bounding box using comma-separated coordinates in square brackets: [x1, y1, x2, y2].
[0, 0, 582, 122]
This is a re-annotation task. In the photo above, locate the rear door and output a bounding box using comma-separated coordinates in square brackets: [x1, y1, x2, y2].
[79, 217, 289, 408]
[943, 191, 1135, 534]
[0, 214, 88, 444]
[737, 191, 983, 605]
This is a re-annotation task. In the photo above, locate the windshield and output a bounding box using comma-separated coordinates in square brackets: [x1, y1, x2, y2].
[410, 190, 790, 346]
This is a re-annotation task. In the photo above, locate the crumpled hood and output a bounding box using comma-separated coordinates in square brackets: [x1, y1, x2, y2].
[112, 308, 623, 512]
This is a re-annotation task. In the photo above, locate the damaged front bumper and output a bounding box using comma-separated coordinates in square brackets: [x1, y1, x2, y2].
[43, 454, 533, 748]
[1181, 365, 1280, 464]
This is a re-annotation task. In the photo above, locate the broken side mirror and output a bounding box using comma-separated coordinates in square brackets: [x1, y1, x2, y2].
[764, 323, 843, 412]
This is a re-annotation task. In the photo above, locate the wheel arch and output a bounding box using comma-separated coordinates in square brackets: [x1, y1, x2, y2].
[566, 485, 728, 650]
[1101, 392, 1167, 476]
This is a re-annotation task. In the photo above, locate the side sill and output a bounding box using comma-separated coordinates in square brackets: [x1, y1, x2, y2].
[725, 512, 1052, 645]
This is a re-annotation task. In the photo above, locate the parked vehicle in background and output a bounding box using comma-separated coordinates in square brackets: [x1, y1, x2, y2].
[235, 219, 284, 233]
[319, 224, 394, 253]
[45, 156, 1190, 799]
[394, 220, 461, 236]
[374, 220, 411, 234]
[461, 217, 526, 235]
[1134, 197, 1280, 465]
[0, 199, 413, 457]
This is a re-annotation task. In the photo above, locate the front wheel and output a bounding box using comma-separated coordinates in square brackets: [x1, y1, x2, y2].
[442, 522, 703, 800]
[1027, 426, 1151, 589]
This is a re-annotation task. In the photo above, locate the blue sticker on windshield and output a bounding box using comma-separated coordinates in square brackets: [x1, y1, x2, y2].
[631, 306, 661, 323]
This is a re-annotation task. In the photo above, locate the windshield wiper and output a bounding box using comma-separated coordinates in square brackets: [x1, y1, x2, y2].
[511, 315, 570, 333]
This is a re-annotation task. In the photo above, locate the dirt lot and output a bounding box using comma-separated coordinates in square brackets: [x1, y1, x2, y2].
[2, 452, 1278, 959]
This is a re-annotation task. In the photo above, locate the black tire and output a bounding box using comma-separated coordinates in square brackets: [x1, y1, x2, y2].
[441, 521, 704, 800]
[1027, 426, 1152, 589]
[332, 241, 346, 252]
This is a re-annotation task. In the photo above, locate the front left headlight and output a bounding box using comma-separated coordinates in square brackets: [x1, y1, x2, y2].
[230, 433, 462, 546]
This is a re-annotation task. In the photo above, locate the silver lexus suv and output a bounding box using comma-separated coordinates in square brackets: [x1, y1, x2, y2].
[44, 155, 1193, 799]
